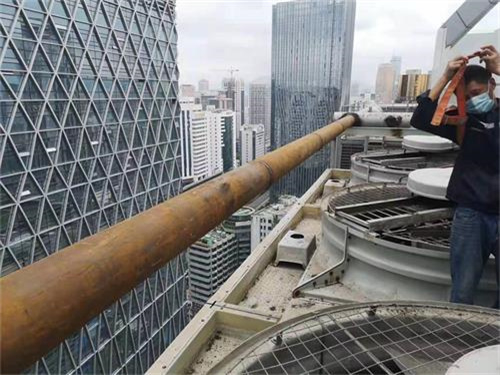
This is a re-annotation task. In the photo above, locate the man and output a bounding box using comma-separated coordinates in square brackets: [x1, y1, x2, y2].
[410, 45, 499, 306]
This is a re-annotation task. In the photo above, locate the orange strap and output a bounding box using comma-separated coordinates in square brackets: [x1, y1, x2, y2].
[431, 65, 467, 127]
[454, 79, 467, 145]
[431, 53, 481, 144]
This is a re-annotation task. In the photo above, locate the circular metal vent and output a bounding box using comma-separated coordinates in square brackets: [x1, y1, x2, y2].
[209, 302, 500, 374]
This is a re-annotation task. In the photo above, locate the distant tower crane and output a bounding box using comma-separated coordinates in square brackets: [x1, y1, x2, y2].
[213, 67, 240, 80]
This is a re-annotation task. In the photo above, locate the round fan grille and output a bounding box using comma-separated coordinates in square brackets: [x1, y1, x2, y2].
[209, 302, 500, 374]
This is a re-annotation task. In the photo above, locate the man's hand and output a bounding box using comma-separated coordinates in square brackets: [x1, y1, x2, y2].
[479, 45, 500, 75]
[443, 56, 468, 81]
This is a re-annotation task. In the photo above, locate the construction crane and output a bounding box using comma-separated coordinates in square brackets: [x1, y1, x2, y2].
[212, 67, 240, 79]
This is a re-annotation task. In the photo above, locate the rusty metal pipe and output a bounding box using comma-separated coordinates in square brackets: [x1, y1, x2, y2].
[0, 115, 356, 373]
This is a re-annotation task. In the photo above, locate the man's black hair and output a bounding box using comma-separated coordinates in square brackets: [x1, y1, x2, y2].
[464, 64, 492, 85]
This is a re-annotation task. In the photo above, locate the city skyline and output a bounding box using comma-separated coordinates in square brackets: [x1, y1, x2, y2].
[1, 0, 499, 374]
[176, 0, 499, 90]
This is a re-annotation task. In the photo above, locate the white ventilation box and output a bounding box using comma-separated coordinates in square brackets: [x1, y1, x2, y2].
[322, 178, 347, 197]
[275, 231, 316, 269]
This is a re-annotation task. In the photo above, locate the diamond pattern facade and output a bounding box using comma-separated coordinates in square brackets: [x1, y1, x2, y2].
[0, 0, 189, 373]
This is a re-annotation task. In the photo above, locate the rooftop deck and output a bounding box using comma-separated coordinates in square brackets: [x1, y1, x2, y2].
[148, 164, 497, 374]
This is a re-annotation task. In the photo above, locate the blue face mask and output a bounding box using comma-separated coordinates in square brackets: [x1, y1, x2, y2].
[466, 92, 495, 114]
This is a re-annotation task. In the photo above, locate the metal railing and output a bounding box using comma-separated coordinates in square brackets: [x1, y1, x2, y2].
[0, 114, 357, 373]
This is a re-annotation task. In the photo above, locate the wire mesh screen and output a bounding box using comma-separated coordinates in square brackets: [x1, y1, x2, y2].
[380, 220, 452, 252]
[340, 140, 365, 169]
[220, 303, 500, 375]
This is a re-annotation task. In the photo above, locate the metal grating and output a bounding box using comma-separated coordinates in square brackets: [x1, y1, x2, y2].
[215, 302, 500, 375]
[380, 220, 452, 252]
[333, 197, 453, 232]
[357, 149, 458, 172]
[328, 184, 411, 210]
[340, 139, 365, 169]
[336, 136, 403, 170]
[328, 184, 454, 245]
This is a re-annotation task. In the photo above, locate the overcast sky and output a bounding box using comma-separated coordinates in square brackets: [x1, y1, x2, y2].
[176, 0, 499, 91]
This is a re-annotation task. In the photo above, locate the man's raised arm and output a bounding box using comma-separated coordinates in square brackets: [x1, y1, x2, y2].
[410, 56, 469, 143]
[479, 45, 500, 75]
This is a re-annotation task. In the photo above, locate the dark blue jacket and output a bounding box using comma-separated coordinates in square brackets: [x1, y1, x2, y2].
[410, 90, 499, 214]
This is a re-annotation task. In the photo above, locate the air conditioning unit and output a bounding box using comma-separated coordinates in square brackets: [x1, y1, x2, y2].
[311, 183, 497, 306]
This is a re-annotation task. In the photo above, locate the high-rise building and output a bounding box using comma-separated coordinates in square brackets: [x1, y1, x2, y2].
[241, 124, 265, 165]
[0, 1, 189, 373]
[271, 0, 356, 198]
[249, 79, 271, 149]
[197, 92, 233, 111]
[222, 77, 245, 137]
[390, 56, 402, 100]
[180, 84, 196, 97]
[206, 108, 236, 176]
[375, 63, 396, 104]
[250, 195, 298, 250]
[206, 108, 223, 176]
[220, 110, 236, 172]
[398, 69, 430, 103]
[188, 229, 238, 310]
[215, 94, 233, 110]
[222, 206, 255, 264]
[188, 206, 254, 311]
[198, 79, 209, 93]
[180, 98, 208, 184]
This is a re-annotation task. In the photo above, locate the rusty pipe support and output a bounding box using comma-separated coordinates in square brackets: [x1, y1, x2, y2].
[0, 115, 356, 373]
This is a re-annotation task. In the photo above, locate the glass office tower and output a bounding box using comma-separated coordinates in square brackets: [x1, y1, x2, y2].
[271, 0, 356, 198]
[0, 0, 188, 373]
